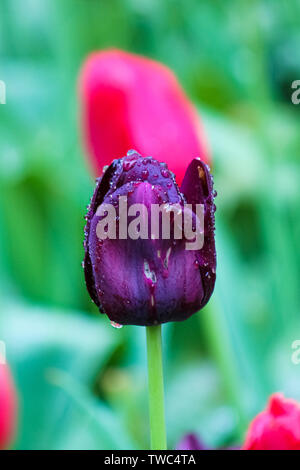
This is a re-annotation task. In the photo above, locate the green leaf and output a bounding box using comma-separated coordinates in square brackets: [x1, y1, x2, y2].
[1, 301, 132, 449]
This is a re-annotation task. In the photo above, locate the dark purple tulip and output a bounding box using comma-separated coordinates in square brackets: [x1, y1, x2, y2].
[176, 433, 207, 451]
[176, 433, 239, 451]
[83, 150, 216, 326]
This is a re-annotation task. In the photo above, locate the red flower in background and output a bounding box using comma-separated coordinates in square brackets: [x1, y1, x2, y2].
[79, 49, 209, 185]
[243, 393, 300, 450]
[0, 361, 17, 449]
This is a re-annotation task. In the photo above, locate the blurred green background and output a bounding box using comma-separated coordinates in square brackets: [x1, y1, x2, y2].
[0, 0, 300, 450]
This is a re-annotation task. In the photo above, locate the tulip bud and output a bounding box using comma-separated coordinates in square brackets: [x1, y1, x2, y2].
[0, 360, 17, 449]
[176, 433, 207, 450]
[79, 49, 209, 185]
[243, 393, 300, 450]
[84, 151, 216, 326]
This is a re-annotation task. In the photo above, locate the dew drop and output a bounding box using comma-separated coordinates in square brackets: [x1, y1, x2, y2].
[110, 321, 123, 329]
[161, 169, 169, 178]
[123, 159, 137, 171]
[163, 247, 172, 270]
[144, 260, 157, 284]
[127, 149, 137, 157]
[142, 169, 149, 179]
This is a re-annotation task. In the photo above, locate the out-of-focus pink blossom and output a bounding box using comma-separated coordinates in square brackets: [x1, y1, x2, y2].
[79, 49, 209, 185]
[0, 361, 17, 449]
[243, 393, 300, 450]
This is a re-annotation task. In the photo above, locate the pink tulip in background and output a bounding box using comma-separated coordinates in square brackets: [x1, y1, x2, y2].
[243, 393, 300, 450]
[0, 361, 17, 449]
[79, 49, 209, 185]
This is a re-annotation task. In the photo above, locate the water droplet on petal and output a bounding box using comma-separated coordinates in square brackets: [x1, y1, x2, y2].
[127, 149, 137, 157]
[144, 260, 157, 284]
[123, 159, 137, 171]
[161, 169, 170, 178]
[163, 247, 172, 270]
[110, 321, 123, 329]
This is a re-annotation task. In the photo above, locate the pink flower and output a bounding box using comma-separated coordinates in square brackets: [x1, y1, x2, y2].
[243, 393, 300, 450]
[79, 49, 209, 185]
[0, 361, 17, 449]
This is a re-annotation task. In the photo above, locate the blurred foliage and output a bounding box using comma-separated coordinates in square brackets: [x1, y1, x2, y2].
[0, 0, 300, 450]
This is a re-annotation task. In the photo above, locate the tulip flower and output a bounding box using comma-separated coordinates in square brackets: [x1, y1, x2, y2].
[243, 393, 300, 450]
[84, 150, 216, 327]
[176, 433, 240, 451]
[79, 49, 209, 185]
[177, 433, 207, 451]
[0, 360, 17, 449]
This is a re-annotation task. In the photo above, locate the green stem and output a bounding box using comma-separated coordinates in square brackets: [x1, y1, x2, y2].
[146, 325, 167, 450]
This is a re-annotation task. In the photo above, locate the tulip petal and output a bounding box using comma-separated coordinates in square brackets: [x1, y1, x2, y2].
[181, 159, 216, 308]
[80, 49, 209, 185]
[243, 393, 300, 450]
[176, 433, 207, 451]
[84, 152, 216, 326]
[0, 362, 17, 449]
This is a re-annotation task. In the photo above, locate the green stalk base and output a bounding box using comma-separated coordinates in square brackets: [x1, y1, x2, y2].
[146, 325, 167, 450]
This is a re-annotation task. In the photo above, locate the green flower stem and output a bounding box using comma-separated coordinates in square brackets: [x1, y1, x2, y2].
[146, 325, 167, 450]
